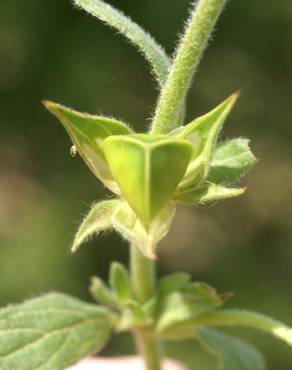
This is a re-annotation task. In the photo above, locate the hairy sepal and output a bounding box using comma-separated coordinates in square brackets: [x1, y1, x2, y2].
[175, 183, 245, 204]
[72, 199, 122, 252]
[43, 101, 132, 193]
[174, 92, 240, 192]
[104, 134, 193, 226]
[112, 201, 176, 259]
[0, 293, 112, 370]
[207, 138, 257, 185]
[73, 0, 170, 87]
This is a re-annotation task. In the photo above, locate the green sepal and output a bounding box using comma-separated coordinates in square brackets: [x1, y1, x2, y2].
[175, 183, 245, 204]
[156, 282, 226, 334]
[104, 134, 193, 226]
[109, 262, 132, 303]
[199, 328, 265, 370]
[71, 199, 122, 252]
[174, 92, 240, 191]
[90, 276, 121, 310]
[43, 101, 132, 193]
[112, 200, 176, 259]
[207, 138, 257, 185]
[0, 293, 112, 370]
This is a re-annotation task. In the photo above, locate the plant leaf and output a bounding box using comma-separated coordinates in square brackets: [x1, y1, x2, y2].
[72, 199, 122, 253]
[0, 293, 112, 370]
[104, 134, 193, 226]
[73, 0, 170, 87]
[158, 272, 191, 296]
[207, 138, 257, 185]
[90, 277, 120, 309]
[199, 328, 265, 370]
[43, 101, 132, 193]
[156, 283, 225, 334]
[112, 200, 176, 259]
[175, 183, 245, 204]
[175, 92, 240, 191]
[109, 262, 132, 303]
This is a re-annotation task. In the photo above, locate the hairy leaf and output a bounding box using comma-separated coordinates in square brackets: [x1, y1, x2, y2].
[112, 200, 176, 259]
[0, 293, 112, 370]
[208, 138, 257, 185]
[175, 183, 245, 204]
[43, 101, 131, 193]
[176, 92, 240, 191]
[109, 262, 132, 303]
[156, 283, 225, 333]
[158, 273, 191, 296]
[72, 199, 121, 252]
[199, 328, 265, 370]
[73, 0, 170, 87]
[104, 134, 193, 226]
[90, 277, 120, 309]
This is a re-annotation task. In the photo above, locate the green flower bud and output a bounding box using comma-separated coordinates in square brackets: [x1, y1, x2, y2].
[104, 134, 194, 226]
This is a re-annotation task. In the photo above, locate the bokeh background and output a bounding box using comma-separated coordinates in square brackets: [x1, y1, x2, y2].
[1, 0, 292, 368]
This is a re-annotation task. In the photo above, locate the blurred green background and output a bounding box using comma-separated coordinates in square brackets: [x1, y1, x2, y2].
[0, 0, 292, 368]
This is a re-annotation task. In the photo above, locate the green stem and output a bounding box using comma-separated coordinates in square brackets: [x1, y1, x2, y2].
[151, 0, 227, 134]
[193, 309, 292, 346]
[130, 244, 162, 370]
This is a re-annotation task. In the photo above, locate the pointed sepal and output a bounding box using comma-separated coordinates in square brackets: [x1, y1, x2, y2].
[174, 92, 240, 191]
[104, 134, 193, 226]
[43, 101, 132, 193]
[71, 199, 121, 253]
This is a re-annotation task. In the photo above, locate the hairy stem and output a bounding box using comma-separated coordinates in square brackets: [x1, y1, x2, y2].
[151, 0, 227, 134]
[130, 244, 162, 370]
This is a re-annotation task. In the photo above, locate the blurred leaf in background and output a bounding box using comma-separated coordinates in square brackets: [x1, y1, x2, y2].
[1, 0, 292, 369]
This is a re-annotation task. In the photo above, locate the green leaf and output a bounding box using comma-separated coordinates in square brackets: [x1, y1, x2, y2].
[109, 262, 132, 303]
[90, 277, 120, 309]
[207, 138, 257, 185]
[199, 328, 265, 370]
[158, 272, 191, 296]
[175, 183, 245, 204]
[175, 92, 240, 191]
[73, 0, 170, 87]
[104, 134, 193, 226]
[156, 283, 225, 334]
[43, 101, 132, 193]
[112, 200, 176, 259]
[0, 293, 112, 370]
[72, 199, 121, 252]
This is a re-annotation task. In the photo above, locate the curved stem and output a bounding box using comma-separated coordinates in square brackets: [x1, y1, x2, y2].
[151, 0, 227, 134]
[130, 244, 162, 370]
[193, 309, 292, 346]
